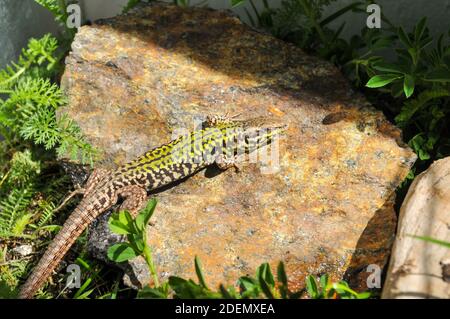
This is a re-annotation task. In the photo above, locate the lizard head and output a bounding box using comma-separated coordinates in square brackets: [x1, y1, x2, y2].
[231, 116, 288, 152]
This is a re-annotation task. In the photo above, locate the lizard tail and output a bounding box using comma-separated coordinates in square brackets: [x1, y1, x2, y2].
[18, 202, 97, 299]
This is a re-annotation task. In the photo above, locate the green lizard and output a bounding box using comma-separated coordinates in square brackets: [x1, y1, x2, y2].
[19, 115, 287, 298]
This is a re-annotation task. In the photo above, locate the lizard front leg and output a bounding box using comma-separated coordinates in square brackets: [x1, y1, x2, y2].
[215, 154, 241, 172]
[206, 112, 242, 127]
[116, 185, 148, 217]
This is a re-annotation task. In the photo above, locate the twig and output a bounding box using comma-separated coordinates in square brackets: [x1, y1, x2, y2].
[53, 187, 85, 213]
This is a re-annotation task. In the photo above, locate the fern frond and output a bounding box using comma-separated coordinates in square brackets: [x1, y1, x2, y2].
[1, 77, 68, 151]
[7, 150, 41, 187]
[11, 213, 33, 236]
[34, 0, 63, 19]
[34, 0, 79, 42]
[1, 258, 28, 289]
[12, 77, 65, 109]
[20, 107, 61, 150]
[2, 77, 65, 128]
[36, 201, 57, 228]
[395, 88, 450, 126]
[0, 35, 58, 90]
[0, 188, 33, 238]
[56, 114, 99, 165]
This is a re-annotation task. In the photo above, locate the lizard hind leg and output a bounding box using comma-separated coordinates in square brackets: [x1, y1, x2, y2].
[116, 185, 148, 217]
[54, 168, 111, 213]
[84, 168, 111, 195]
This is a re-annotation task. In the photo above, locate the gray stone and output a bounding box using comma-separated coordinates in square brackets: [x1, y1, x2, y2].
[382, 157, 450, 299]
[12, 244, 33, 257]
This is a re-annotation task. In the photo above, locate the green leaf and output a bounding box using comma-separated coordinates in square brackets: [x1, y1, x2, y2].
[168, 276, 218, 299]
[424, 68, 450, 82]
[408, 47, 418, 65]
[356, 291, 371, 299]
[120, 210, 134, 226]
[332, 281, 362, 298]
[108, 220, 131, 235]
[277, 262, 288, 298]
[414, 17, 427, 42]
[0, 280, 17, 298]
[398, 26, 412, 48]
[259, 277, 275, 299]
[231, 0, 245, 7]
[219, 284, 238, 299]
[370, 35, 396, 50]
[238, 276, 260, 297]
[128, 232, 145, 253]
[409, 134, 427, 157]
[409, 235, 450, 248]
[122, 0, 141, 13]
[305, 275, 319, 299]
[74, 288, 94, 299]
[319, 274, 329, 290]
[256, 263, 275, 287]
[137, 285, 169, 299]
[107, 243, 139, 262]
[135, 198, 157, 232]
[403, 74, 415, 98]
[395, 89, 450, 125]
[372, 62, 407, 74]
[320, 2, 363, 27]
[366, 74, 402, 88]
[391, 80, 405, 98]
[238, 276, 258, 291]
[108, 213, 132, 235]
[194, 256, 209, 289]
[277, 262, 288, 286]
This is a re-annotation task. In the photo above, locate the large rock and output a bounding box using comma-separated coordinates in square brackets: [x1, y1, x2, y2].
[382, 157, 450, 299]
[60, 2, 416, 291]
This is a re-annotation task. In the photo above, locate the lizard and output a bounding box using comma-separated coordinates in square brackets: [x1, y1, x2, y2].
[18, 115, 287, 299]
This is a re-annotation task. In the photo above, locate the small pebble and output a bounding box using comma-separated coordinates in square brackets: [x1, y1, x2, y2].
[12, 245, 33, 257]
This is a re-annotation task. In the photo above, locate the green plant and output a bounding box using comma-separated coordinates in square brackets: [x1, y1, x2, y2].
[0, 35, 97, 165]
[306, 274, 370, 299]
[361, 18, 450, 168]
[0, 5, 97, 296]
[108, 198, 370, 299]
[409, 235, 450, 249]
[234, 1, 449, 189]
[0, 35, 58, 89]
[137, 258, 371, 299]
[34, 0, 78, 43]
[107, 198, 160, 287]
[233, 0, 368, 65]
[122, 0, 147, 13]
